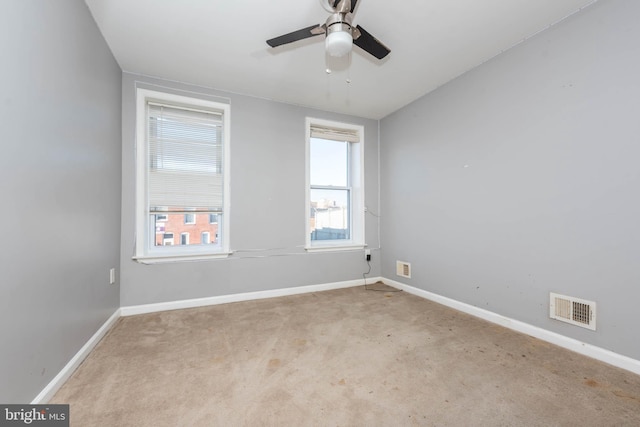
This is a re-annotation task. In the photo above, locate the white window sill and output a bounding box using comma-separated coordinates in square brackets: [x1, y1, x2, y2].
[133, 252, 231, 264]
[305, 244, 366, 253]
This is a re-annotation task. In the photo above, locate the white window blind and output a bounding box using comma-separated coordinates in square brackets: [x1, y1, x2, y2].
[310, 124, 360, 143]
[147, 103, 224, 213]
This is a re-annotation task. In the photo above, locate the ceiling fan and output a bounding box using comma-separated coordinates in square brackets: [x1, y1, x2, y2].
[266, 0, 390, 60]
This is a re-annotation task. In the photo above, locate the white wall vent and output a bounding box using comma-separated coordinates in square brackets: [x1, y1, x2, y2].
[549, 292, 596, 331]
[396, 261, 411, 279]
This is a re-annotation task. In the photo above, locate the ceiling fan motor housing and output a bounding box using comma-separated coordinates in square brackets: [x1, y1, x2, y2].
[325, 12, 353, 35]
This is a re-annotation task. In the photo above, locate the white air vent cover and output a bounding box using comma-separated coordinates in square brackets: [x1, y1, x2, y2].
[549, 292, 596, 331]
[396, 261, 411, 278]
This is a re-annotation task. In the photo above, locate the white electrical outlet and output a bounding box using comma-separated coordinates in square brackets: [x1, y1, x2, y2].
[109, 268, 116, 285]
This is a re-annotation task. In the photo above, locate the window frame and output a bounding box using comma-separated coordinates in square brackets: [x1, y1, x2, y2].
[305, 117, 365, 251]
[134, 88, 230, 263]
[184, 213, 196, 225]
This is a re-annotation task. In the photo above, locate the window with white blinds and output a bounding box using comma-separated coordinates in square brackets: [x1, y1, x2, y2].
[148, 103, 224, 213]
[135, 88, 230, 262]
[305, 117, 365, 250]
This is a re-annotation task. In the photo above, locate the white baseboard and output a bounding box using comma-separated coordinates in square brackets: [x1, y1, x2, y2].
[120, 277, 383, 316]
[383, 278, 640, 376]
[31, 308, 121, 404]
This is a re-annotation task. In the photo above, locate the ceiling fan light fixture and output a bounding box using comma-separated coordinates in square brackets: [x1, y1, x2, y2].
[266, 1, 390, 61]
[325, 30, 352, 57]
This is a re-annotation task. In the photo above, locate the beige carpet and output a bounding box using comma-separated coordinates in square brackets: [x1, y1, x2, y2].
[52, 285, 640, 426]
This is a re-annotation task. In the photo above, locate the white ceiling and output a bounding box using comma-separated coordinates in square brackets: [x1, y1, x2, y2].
[85, 0, 596, 119]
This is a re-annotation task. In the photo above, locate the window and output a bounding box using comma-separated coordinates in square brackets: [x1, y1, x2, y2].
[180, 233, 189, 245]
[305, 118, 364, 250]
[134, 88, 230, 262]
[201, 232, 210, 244]
[162, 233, 174, 246]
[209, 214, 218, 224]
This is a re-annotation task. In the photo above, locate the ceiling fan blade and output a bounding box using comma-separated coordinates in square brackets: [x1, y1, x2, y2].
[266, 25, 324, 48]
[350, 0, 359, 13]
[353, 25, 390, 59]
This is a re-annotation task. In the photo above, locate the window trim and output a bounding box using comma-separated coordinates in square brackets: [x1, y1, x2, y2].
[134, 88, 231, 262]
[305, 117, 365, 251]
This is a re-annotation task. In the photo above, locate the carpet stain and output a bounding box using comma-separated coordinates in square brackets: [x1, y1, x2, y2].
[585, 379, 599, 387]
[339, 379, 346, 385]
[612, 391, 640, 402]
[584, 379, 640, 403]
[293, 338, 307, 346]
[268, 358, 281, 368]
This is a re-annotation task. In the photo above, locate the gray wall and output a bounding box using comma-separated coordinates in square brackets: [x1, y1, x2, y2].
[380, 0, 640, 360]
[120, 73, 380, 306]
[0, 0, 121, 402]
